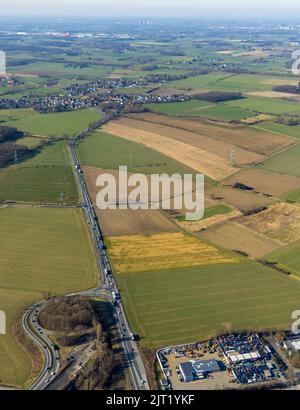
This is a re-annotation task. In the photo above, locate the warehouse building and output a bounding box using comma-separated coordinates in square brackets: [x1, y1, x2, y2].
[179, 359, 221, 382]
[283, 338, 300, 356]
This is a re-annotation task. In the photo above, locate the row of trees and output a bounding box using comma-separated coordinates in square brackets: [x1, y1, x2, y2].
[273, 84, 300, 94]
[193, 91, 243, 103]
[0, 126, 32, 168]
[0, 126, 23, 143]
[275, 115, 299, 126]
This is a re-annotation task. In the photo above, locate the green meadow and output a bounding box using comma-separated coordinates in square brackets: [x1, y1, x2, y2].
[145, 100, 255, 121]
[145, 100, 213, 116]
[194, 104, 254, 121]
[285, 188, 300, 203]
[0, 207, 98, 387]
[0, 108, 36, 123]
[260, 143, 300, 178]
[4, 109, 102, 138]
[0, 141, 78, 203]
[169, 73, 279, 92]
[256, 121, 300, 140]
[9, 62, 112, 79]
[226, 96, 300, 115]
[116, 262, 300, 348]
[267, 241, 300, 278]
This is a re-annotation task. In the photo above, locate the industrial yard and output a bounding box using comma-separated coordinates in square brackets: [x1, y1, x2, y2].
[157, 333, 290, 390]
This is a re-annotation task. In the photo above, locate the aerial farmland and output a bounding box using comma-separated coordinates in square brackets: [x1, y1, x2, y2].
[1, 13, 300, 392]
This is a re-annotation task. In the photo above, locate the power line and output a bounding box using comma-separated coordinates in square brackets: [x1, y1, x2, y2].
[230, 149, 236, 166]
[14, 150, 18, 165]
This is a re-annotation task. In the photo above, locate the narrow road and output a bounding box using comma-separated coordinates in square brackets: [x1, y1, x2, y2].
[24, 112, 150, 391]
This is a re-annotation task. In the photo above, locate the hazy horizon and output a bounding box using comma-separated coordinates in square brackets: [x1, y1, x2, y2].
[2, 0, 300, 18]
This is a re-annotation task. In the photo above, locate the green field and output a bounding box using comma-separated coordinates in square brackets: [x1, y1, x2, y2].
[145, 100, 214, 116]
[267, 241, 300, 278]
[4, 109, 102, 138]
[0, 85, 63, 99]
[145, 100, 254, 121]
[0, 207, 98, 387]
[260, 143, 300, 178]
[117, 262, 300, 347]
[286, 188, 300, 203]
[76, 130, 197, 176]
[167, 72, 230, 90]
[9, 62, 112, 79]
[194, 104, 254, 121]
[0, 108, 36, 123]
[3, 27, 300, 386]
[169, 73, 280, 92]
[203, 204, 232, 219]
[257, 121, 300, 140]
[226, 97, 300, 115]
[0, 141, 78, 203]
[176, 204, 232, 221]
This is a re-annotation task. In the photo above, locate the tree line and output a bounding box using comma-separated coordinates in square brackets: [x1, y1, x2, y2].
[0, 126, 32, 168]
[193, 91, 243, 103]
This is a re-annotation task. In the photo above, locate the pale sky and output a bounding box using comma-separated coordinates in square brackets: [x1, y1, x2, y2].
[2, 0, 300, 17]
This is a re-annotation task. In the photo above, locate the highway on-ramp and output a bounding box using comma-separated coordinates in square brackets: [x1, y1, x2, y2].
[23, 303, 60, 390]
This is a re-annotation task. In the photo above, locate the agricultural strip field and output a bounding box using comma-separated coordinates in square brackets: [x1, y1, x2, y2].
[241, 114, 273, 125]
[3, 109, 102, 138]
[128, 113, 294, 156]
[95, 208, 177, 237]
[83, 166, 177, 236]
[224, 168, 300, 198]
[285, 188, 300, 203]
[144, 100, 214, 116]
[166, 73, 285, 93]
[256, 121, 300, 140]
[0, 141, 78, 203]
[247, 91, 300, 102]
[0, 207, 98, 387]
[188, 104, 256, 121]
[119, 117, 264, 165]
[198, 221, 280, 259]
[225, 96, 300, 116]
[116, 262, 300, 347]
[76, 131, 196, 176]
[106, 232, 239, 274]
[175, 208, 241, 234]
[102, 119, 238, 180]
[260, 143, 300, 178]
[267, 240, 300, 278]
[145, 101, 256, 122]
[238, 202, 300, 245]
[9, 62, 112, 79]
[201, 204, 233, 220]
[205, 186, 275, 212]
